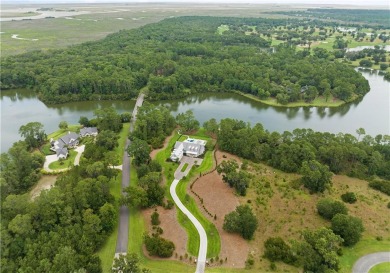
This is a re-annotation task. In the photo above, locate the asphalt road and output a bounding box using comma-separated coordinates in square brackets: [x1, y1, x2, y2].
[115, 93, 144, 254]
[352, 252, 390, 273]
[171, 159, 208, 273]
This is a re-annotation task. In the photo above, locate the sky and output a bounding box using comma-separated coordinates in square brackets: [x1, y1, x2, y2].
[7, 0, 390, 6]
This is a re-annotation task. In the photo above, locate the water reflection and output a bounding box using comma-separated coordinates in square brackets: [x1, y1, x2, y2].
[1, 71, 389, 152]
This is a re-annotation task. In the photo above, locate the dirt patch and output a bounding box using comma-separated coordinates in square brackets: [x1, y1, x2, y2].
[150, 131, 176, 160]
[191, 150, 249, 268]
[30, 175, 58, 200]
[142, 206, 190, 262]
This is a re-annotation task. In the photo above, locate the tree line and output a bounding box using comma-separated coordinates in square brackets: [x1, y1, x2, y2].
[206, 118, 390, 190]
[1, 17, 369, 105]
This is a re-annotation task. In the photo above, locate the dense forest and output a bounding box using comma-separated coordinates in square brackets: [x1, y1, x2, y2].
[271, 9, 390, 28]
[1, 16, 369, 104]
[206, 118, 390, 182]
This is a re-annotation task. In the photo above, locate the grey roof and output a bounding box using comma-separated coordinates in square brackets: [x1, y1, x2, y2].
[56, 147, 68, 157]
[60, 132, 79, 146]
[80, 127, 98, 136]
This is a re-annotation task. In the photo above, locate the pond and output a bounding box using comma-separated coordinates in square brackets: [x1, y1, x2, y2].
[1, 71, 389, 152]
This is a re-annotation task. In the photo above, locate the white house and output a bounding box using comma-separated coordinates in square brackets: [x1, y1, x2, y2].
[170, 137, 207, 162]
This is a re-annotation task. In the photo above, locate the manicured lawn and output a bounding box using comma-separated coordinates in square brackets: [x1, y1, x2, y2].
[181, 163, 189, 172]
[114, 122, 130, 162]
[339, 237, 390, 273]
[47, 124, 81, 140]
[369, 262, 390, 273]
[236, 91, 345, 108]
[48, 150, 77, 170]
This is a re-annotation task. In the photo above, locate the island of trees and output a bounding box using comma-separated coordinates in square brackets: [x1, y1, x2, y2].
[1, 16, 370, 106]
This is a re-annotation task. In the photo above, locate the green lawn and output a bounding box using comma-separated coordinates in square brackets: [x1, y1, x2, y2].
[236, 91, 345, 108]
[181, 163, 189, 172]
[47, 124, 81, 140]
[369, 262, 390, 273]
[48, 150, 77, 170]
[217, 24, 229, 35]
[339, 237, 390, 273]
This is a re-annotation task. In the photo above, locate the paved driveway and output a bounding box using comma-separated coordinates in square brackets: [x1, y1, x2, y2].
[171, 157, 207, 273]
[352, 252, 390, 273]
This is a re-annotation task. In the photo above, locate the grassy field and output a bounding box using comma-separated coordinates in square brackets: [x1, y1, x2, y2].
[46, 124, 81, 140]
[48, 150, 77, 170]
[369, 262, 390, 273]
[236, 91, 345, 108]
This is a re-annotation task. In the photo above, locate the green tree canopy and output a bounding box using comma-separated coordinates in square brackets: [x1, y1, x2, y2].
[18, 122, 46, 149]
[223, 205, 258, 240]
[301, 160, 332, 193]
[331, 214, 364, 246]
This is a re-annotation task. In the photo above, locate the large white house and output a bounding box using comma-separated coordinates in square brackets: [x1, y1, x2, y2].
[170, 137, 207, 162]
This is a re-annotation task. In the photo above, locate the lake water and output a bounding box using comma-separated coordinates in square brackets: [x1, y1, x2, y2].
[1, 71, 389, 152]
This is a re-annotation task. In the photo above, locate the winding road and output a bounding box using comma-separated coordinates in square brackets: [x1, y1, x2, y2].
[115, 93, 144, 254]
[352, 252, 390, 273]
[170, 157, 208, 273]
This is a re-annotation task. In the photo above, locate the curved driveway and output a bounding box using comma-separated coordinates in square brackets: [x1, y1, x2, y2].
[170, 177, 207, 273]
[352, 252, 390, 273]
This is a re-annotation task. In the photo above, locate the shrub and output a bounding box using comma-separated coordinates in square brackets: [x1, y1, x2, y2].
[264, 237, 296, 264]
[341, 192, 357, 204]
[223, 205, 258, 240]
[369, 180, 390, 196]
[151, 210, 160, 226]
[317, 198, 348, 220]
[144, 234, 175, 257]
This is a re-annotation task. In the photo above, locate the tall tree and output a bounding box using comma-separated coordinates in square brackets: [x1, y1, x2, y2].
[300, 160, 332, 193]
[112, 253, 151, 273]
[19, 122, 46, 149]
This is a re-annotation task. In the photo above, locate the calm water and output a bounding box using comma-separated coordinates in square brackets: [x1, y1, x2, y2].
[1, 71, 389, 152]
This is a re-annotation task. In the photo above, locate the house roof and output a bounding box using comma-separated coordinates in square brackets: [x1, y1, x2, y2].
[60, 132, 79, 145]
[80, 127, 98, 136]
[56, 147, 68, 157]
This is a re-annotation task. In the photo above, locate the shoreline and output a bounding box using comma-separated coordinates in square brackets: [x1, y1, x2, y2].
[234, 91, 350, 108]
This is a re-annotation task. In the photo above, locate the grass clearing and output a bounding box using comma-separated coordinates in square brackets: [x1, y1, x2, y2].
[217, 24, 229, 35]
[235, 91, 345, 108]
[47, 124, 81, 140]
[369, 262, 390, 273]
[48, 150, 77, 170]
